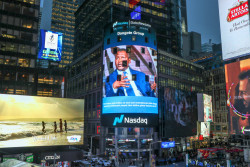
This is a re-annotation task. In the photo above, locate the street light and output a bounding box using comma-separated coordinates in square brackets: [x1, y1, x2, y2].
[149, 141, 162, 167]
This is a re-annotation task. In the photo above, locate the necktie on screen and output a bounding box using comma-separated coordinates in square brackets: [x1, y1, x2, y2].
[123, 71, 135, 96]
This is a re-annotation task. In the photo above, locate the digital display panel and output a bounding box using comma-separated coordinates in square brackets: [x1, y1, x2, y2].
[225, 58, 250, 134]
[38, 29, 63, 61]
[102, 21, 158, 127]
[201, 122, 210, 137]
[161, 141, 175, 148]
[198, 94, 213, 122]
[163, 87, 198, 137]
[218, 0, 250, 60]
[0, 94, 84, 148]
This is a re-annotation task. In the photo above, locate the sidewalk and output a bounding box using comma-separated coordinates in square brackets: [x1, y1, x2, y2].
[119, 161, 186, 167]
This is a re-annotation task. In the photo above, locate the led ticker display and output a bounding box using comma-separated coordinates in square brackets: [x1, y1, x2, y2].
[161, 141, 175, 148]
[163, 87, 198, 137]
[38, 29, 62, 61]
[0, 94, 84, 148]
[218, 0, 250, 60]
[225, 58, 250, 134]
[102, 21, 158, 127]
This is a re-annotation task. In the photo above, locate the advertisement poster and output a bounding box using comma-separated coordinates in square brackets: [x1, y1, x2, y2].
[38, 29, 63, 61]
[102, 21, 158, 127]
[201, 122, 210, 137]
[203, 94, 213, 122]
[0, 94, 84, 148]
[163, 87, 198, 137]
[225, 58, 250, 134]
[218, 0, 250, 60]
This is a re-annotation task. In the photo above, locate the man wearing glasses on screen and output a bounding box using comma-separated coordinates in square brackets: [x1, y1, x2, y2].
[105, 49, 156, 97]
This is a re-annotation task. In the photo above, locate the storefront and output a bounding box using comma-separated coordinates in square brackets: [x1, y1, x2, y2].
[39, 151, 83, 167]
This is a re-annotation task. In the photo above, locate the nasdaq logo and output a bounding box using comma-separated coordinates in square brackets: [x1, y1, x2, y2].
[113, 115, 124, 126]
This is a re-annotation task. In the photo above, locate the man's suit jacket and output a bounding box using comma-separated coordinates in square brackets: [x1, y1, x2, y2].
[105, 68, 155, 97]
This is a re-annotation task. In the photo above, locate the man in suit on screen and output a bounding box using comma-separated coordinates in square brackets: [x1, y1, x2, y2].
[105, 49, 156, 97]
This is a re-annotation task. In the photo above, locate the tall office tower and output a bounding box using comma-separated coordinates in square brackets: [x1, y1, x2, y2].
[51, 0, 79, 68]
[74, 0, 185, 60]
[0, 0, 65, 97]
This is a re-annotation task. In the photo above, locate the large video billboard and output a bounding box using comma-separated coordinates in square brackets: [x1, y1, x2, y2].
[38, 29, 62, 61]
[163, 87, 198, 137]
[197, 94, 213, 122]
[0, 94, 84, 148]
[102, 21, 158, 127]
[218, 0, 250, 60]
[225, 59, 250, 134]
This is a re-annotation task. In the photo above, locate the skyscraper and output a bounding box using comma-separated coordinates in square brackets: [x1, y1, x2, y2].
[74, 0, 184, 60]
[0, 0, 65, 97]
[40, 0, 79, 68]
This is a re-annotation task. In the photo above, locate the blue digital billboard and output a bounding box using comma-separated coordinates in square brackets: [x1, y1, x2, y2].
[102, 21, 158, 127]
[161, 141, 175, 148]
[131, 6, 141, 20]
[38, 29, 62, 61]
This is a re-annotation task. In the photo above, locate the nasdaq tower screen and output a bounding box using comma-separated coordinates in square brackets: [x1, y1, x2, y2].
[102, 21, 158, 127]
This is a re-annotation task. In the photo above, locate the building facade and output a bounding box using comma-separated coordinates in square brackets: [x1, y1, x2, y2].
[0, 0, 64, 97]
[74, 0, 184, 60]
[193, 54, 228, 136]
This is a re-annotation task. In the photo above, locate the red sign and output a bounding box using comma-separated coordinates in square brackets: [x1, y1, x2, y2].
[227, 1, 249, 22]
[97, 126, 100, 134]
[129, 0, 140, 8]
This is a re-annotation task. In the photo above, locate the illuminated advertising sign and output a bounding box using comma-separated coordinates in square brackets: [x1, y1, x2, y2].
[163, 87, 197, 137]
[0, 94, 84, 148]
[201, 122, 210, 137]
[38, 29, 62, 61]
[131, 6, 141, 20]
[198, 94, 213, 122]
[129, 0, 141, 8]
[161, 141, 175, 148]
[225, 58, 250, 134]
[218, 0, 250, 60]
[102, 21, 158, 127]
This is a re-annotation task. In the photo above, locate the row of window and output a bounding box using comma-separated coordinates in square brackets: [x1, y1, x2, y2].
[67, 72, 102, 96]
[0, 41, 36, 55]
[16, 0, 40, 5]
[0, 14, 38, 30]
[0, 2, 39, 17]
[0, 56, 35, 67]
[158, 77, 203, 92]
[159, 64, 203, 83]
[0, 28, 38, 42]
[159, 54, 200, 72]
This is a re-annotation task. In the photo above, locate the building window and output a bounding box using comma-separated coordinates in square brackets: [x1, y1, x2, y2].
[107, 38, 110, 45]
[145, 37, 148, 43]
[136, 60, 140, 67]
[117, 36, 122, 42]
[132, 36, 136, 41]
[141, 47, 145, 54]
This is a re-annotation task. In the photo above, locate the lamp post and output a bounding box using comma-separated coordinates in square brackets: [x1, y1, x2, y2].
[149, 141, 162, 167]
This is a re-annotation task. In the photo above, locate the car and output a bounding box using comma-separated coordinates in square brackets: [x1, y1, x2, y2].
[103, 160, 111, 167]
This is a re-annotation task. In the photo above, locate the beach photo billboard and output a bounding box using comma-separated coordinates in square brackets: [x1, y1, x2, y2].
[0, 94, 84, 148]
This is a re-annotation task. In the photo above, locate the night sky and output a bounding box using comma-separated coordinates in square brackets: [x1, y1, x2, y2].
[187, 0, 221, 44]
